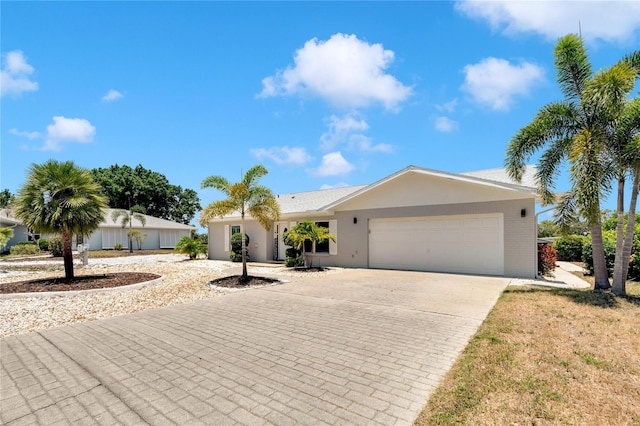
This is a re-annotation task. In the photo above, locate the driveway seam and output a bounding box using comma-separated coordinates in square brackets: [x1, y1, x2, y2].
[36, 331, 149, 425]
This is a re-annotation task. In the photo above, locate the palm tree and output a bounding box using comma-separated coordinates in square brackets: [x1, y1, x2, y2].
[283, 220, 336, 268]
[111, 208, 147, 253]
[0, 227, 14, 250]
[14, 160, 108, 281]
[506, 34, 638, 291]
[610, 98, 640, 294]
[199, 165, 280, 281]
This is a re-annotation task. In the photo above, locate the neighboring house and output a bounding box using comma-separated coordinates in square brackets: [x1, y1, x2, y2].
[85, 209, 195, 250]
[0, 208, 195, 251]
[206, 165, 541, 278]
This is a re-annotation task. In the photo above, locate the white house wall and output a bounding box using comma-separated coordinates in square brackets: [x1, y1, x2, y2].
[208, 221, 273, 262]
[335, 172, 533, 211]
[85, 228, 189, 250]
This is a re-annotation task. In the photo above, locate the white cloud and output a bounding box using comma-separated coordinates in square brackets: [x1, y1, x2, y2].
[9, 128, 41, 140]
[320, 114, 369, 150]
[250, 146, 312, 166]
[456, 0, 640, 44]
[102, 89, 123, 102]
[319, 113, 393, 153]
[320, 182, 350, 190]
[1, 50, 38, 98]
[435, 99, 458, 113]
[435, 116, 458, 132]
[312, 152, 355, 177]
[44, 116, 96, 151]
[461, 57, 544, 110]
[258, 33, 412, 110]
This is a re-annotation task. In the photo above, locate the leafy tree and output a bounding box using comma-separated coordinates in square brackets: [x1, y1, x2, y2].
[111, 208, 147, 253]
[506, 34, 639, 291]
[0, 227, 14, 250]
[0, 189, 14, 208]
[283, 221, 336, 268]
[538, 220, 558, 238]
[91, 164, 201, 224]
[14, 160, 108, 281]
[127, 229, 147, 250]
[175, 236, 207, 260]
[199, 165, 280, 281]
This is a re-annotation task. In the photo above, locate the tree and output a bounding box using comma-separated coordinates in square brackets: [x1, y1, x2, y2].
[506, 34, 638, 290]
[283, 221, 336, 268]
[14, 160, 108, 281]
[175, 236, 207, 260]
[111, 208, 147, 253]
[199, 165, 280, 281]
[0, 227, 14, 250]
[91, 164, 201, 224]
[0, 189, 14, 208]
[610, 98, 640, 295]
[127, 229, 148, 250]
[538, 220, 559, 238]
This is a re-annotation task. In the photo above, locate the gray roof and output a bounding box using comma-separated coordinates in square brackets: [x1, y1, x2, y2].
[461, 164, 538, 189]
[275, 185, 367, 214]
[0, 208, 195, 230]
[102, 209, 195, 230]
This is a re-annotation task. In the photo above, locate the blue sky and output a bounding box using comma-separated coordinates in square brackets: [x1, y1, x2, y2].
[2, 1, 639, 225]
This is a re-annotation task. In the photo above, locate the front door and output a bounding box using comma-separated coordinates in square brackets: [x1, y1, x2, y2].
[275, 222, 289, 260]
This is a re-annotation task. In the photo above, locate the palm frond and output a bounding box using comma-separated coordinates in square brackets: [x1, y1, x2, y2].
[201, 176, 231, 194]
[554, 34, 592, 102]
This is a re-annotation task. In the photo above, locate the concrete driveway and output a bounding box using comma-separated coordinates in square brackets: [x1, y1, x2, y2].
[1, 268, 509, 425]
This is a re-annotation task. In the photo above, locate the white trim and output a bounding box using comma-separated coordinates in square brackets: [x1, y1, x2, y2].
[224, 225, 230, 252]
[329, 219, 337, 255]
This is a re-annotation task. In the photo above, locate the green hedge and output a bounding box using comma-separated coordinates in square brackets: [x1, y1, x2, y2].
[10, 242, 40, 256]
[553, 235, 588, 261]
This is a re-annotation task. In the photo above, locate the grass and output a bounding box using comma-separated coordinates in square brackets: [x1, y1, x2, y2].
[414, 281, 640, 425]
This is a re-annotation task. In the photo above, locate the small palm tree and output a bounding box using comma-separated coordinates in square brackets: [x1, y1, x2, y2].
[175, 236, 207, 260]
[283, 221, 336, 268]
[199, 165, 280, 281]
[0, 227, 14, 250]
[111, 208, 147, 253]
[14, 160, 108, 281]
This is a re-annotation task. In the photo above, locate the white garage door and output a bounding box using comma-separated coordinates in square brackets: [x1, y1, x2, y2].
[369, 213, 504, 275]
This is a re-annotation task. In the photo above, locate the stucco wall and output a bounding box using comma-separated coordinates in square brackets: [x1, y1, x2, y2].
[207, 198, 536, 278]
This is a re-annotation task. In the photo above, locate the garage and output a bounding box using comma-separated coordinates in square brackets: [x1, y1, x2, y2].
[368, 213, 504, 276]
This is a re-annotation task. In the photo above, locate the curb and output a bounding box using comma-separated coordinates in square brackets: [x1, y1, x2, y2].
[0, 276, 164, 299]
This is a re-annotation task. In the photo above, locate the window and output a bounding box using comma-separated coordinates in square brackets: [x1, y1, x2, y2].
[231, 225, 241, 235]
[304, 221, 330, 253]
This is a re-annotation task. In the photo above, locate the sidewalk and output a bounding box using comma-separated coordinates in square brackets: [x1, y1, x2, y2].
[510, 261, 591, 289]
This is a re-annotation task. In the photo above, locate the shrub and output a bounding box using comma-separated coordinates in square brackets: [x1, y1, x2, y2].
[629, 253, 640, 281]
[10, 242, 40, 256]
[48, 236, 63, 257]
[38, 238, 49, 251]
[553, 235, 587, 261]
[113, 243, 123, 250]
[175, 236, 207, 260]
[538, 243, 557, 277]
[230, 233, 250, 262]
[284, 246, 303, 267]
[582, 231, 616, 277]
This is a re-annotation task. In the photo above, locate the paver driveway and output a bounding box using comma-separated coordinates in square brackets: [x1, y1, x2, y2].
[1, 268, 509, 425]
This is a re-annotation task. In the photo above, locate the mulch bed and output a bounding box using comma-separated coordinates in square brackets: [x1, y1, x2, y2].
[209, 275, 280, 289]
[0, 272, 160, 294]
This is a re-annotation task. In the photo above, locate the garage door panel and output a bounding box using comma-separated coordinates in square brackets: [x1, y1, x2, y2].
[369, 213, 504, 276]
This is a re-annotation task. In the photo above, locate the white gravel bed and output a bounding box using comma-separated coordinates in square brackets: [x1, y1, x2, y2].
[0, 255, 344, 339]
[0, 259, 233, 339]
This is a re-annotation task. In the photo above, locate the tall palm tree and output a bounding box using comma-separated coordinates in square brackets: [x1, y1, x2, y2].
[14, 160, 108, 281]
[199, 165, 280, 281]
[111, 208, 147, 253]
[610, 98, 640, 294]
[506, 34, 638, 291]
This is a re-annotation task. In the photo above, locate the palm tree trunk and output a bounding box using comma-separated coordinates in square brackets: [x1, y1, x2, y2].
[591, 224, 610, 290]
[612, 175, 626, 294]
[241, 214, 248, 281]
[615, 170, 639, 295]
[61, 229, 74, 282]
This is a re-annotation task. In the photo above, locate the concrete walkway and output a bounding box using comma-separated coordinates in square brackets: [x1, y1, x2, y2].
[509, 261, 591, 289]
[1, 269, 509, 425]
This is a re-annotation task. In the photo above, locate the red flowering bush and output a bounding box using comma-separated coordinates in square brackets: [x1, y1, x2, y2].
[538, 243, 557, 277]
